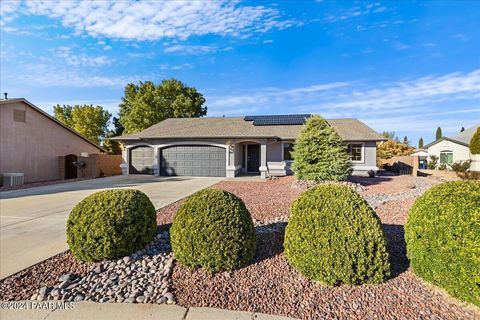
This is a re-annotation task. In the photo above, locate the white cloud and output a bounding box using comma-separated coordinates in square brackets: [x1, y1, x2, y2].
[14, 63, 136, 88]
[53, 46, 113, 67]
[0, 0, 21, 26]
[164, 45, 218, 55]
[16, 0, 299, 41]
[263, 39, 274, 44]
[159, 63, 194, 70]
[207, 70, 480, 116]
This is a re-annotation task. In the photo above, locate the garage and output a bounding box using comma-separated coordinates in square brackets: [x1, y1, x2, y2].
[160, 145, 226, 177]
[129, 146, 154, 174]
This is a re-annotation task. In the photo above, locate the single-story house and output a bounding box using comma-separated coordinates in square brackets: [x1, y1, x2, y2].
[0, 98, 104, 184]
[112, 114, 386, 179]
[424, 124, 479, 166]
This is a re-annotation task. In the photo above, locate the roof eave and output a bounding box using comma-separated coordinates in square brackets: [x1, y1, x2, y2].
[424, 137, 470, 149]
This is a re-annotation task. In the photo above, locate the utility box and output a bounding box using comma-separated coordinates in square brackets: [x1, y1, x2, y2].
[2, 173, 25, 187]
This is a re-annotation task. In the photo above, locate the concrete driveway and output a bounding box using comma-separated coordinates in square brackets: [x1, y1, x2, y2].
[0, 175, 222, 279]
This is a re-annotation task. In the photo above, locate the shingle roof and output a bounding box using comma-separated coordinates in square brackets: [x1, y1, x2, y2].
[113, 116, 385, 142]
[424, 124, 479, 148]
[450, 124, 480, 144]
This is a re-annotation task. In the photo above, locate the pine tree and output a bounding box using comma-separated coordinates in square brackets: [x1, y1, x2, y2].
[291, 115, 352, 181]
[403, 136, 409, 145]
[461, 127, 465, 132]
[436, 127, 442, 140]
[418, 137, 424, 149]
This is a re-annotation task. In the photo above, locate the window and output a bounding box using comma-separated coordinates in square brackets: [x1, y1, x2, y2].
[13, 110, 26, 122]
[440, 151, 453, 164]
[348, 143, 363, 162]
[283, 142, 294, 161]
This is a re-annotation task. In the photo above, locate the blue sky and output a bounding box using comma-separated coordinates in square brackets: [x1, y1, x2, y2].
[1, 0, 479, 145]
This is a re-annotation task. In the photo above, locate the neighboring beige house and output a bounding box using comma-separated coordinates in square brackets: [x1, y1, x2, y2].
[112, 115, 386, 178]
[0, 98, 104, 184]
[424, 124, 480, 167]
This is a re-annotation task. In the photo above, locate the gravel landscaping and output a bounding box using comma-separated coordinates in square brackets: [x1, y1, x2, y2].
[1, 173, 478, 319]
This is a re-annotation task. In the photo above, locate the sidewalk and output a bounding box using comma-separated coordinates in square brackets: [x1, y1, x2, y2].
[0, 301, 299, 320]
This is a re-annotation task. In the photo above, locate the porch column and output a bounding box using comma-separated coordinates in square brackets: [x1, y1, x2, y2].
[226, 144, 236, 178]
[259, 142, 268, 179]
[153, 146, 160, 176]
[120, 147, 129, 175]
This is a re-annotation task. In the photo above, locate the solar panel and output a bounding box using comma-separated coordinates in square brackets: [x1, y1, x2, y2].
[243, 114, 311, 126]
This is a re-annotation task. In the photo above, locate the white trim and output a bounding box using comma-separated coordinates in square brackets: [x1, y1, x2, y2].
[347, 142, 365, 164]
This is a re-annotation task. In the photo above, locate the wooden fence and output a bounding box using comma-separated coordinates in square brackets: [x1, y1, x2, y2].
[59, 153, 122, 180]
[378, 155, 419, 176]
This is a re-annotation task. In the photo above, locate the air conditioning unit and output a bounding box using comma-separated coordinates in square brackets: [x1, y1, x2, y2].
[2, 173, 24, 187]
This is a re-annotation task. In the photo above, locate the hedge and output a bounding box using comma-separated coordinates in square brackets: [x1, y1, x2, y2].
[284, 184, 390, 285]
[405, 180, 480, 306]
[66, 189, 157, 262]
[170, 188, 256, 272]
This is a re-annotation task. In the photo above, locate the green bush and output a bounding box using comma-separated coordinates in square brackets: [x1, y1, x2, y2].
[405, 181, 480, 306]
[291, 115, 352, 181]
[470, 127, 480, 155]
[450, 160, 471, 174]
[66, 189, 157, 262]
[427, 155, 438, 169]
[170, 188, 256, 272]
[284, 184, 390, 285]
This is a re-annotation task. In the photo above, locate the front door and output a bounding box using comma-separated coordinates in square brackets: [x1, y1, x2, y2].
[247, 144, 260, 173]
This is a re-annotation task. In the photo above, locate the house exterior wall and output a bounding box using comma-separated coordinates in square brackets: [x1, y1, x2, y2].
[0, 101, 102, 183]
[427, 140, 470, 163]
[120, 138, 380, 178]
[350, 141, 378, 176]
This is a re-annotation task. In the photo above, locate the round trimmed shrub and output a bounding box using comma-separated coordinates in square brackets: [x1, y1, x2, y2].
[66, 189, 157, 262]
[170, 188, 255, 272]
[284, 184, 390, 285]
[405, 180, 480, 306]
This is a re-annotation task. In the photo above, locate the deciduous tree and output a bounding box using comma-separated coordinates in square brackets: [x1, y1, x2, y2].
[54, 104, 111, 145]
[119, 79, 207, 134]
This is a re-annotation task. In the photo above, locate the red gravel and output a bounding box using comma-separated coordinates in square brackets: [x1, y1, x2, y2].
[0, 251, 91, 300]
[156, 176, 302, 225]
[351, 174, 416, 195]
[170, 176, 479, 319]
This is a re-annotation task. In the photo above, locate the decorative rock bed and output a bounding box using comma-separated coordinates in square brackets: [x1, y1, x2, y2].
[291, 179, 367, 192]
[363, 178, 435, 209]
[30, 230, 176, 304]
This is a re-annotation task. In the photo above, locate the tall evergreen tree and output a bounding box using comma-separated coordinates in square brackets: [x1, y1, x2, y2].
[460, 127, 465, 132]
[403, 136, 409, 145]
[418, 137, 424, 149]
[382, 131, 395, 139]
[291, 115, 352, 181]
[436, 127, 442, 140]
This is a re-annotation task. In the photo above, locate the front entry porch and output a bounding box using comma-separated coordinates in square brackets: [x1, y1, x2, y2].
[227, 140, 268, 179]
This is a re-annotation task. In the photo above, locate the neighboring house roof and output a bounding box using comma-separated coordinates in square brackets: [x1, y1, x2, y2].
[0, 98, 105, 152]
[112, 116, 386, 142]
[424, 124, 480, 149]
